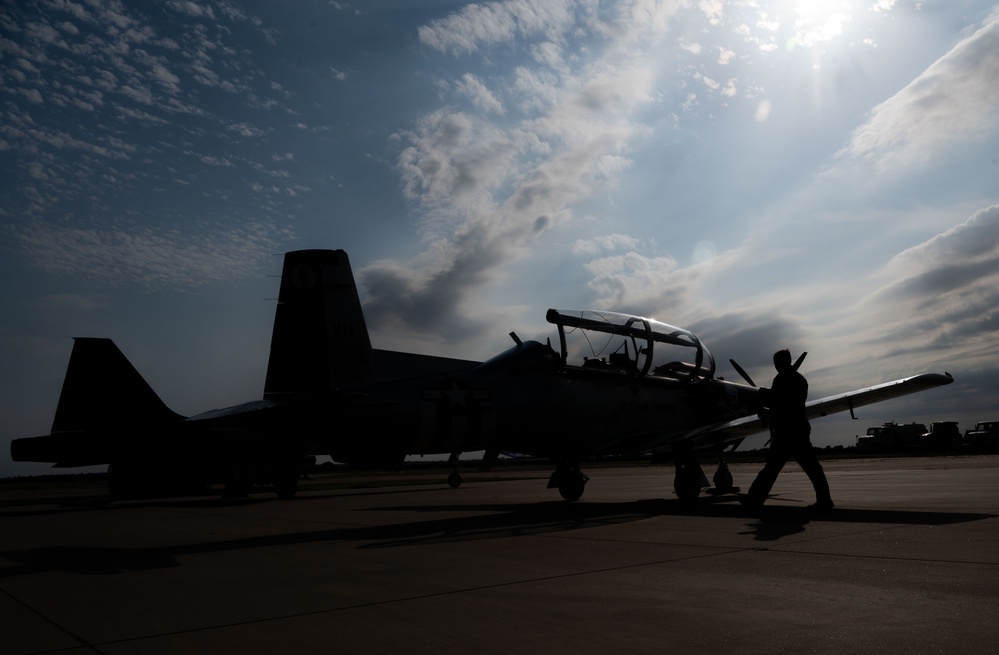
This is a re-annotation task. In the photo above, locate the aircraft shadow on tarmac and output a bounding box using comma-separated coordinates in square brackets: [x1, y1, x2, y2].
[0, 484, 447, 519]
[361, 498, 997, 547]
[1, 498, 993, 577]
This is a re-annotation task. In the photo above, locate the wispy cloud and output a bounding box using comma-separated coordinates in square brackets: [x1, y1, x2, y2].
[10, 221, 282, 291]
[1, 1, 299, 291]
[844, 11, 999, 170]
[455, 73, 504, 114]
[167, 1, 217, 20]
[31, 294, 111, 311]
[417, 1, 578, 55]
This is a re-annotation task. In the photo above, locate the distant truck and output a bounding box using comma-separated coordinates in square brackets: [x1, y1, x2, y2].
[921, 421, 962, 452]
[964, 421, 999, 451]
[856, 421, 927, 451]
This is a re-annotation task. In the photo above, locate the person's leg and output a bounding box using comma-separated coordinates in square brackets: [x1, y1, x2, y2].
[746, 444, 789, 504]
[794, 441, 833, 508]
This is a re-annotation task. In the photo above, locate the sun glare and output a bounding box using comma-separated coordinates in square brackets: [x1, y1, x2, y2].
[785, 1, 854, 49]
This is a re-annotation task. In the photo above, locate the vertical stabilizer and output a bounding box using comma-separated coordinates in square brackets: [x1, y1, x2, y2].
[264, 249, 372, 398]
[52, 338, 183, 433]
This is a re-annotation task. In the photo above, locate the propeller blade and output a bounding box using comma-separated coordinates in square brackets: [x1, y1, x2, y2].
[729, 359, 756, 387]
[793, 351, 807, 370]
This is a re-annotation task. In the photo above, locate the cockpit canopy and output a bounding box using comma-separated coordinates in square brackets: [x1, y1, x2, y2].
[546, 309, 715, 383]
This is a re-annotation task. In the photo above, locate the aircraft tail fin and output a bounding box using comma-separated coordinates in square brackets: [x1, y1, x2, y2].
[264, 249, 372, 398]
[51, 338, 184, 433]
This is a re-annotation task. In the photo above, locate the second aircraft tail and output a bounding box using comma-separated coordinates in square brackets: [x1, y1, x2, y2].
[11, 338, 184, 466]
[52, 338, 184, 433]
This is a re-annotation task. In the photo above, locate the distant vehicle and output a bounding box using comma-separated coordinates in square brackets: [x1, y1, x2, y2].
[921, 421, 962, 452]
[964, 421, 999, 451]
[10, 249, 956, 502]
[856, 421, 928, 451]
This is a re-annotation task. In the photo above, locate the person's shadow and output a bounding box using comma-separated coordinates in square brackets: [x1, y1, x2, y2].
[739, 507, 808, 541]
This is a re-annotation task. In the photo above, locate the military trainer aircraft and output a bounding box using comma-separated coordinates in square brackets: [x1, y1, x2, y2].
[11, 249, 954, 501]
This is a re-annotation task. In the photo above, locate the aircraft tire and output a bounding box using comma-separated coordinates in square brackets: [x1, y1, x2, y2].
[558, 476, 586, 502]
[447, 472, 462, 488]
[673, 455, 707, 501]
[712, 463, 734, 494]
[673, 479, 702, 501]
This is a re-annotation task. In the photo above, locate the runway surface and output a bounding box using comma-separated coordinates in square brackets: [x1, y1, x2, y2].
[2, 456, 998, 654]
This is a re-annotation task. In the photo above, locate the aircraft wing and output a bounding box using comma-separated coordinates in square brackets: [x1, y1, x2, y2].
[680, 372, 955, 450]
[802, 372, 954, 421]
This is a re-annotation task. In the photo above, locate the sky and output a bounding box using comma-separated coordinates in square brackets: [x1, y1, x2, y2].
[2, 0, 999, 477]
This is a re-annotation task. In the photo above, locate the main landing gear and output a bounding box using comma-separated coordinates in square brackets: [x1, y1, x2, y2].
[444, 449, 498, 489]
[547, 460, 589, 501]
[447, 452, 462, 488]
[539, 454, 736, 503]
[672, 452, 739, 501]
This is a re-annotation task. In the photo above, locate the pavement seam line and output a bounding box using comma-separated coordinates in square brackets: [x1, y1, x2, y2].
[0, 585, 107, 655]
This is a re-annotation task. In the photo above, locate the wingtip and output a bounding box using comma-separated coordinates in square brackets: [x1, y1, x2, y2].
[908, 372, 955, 386]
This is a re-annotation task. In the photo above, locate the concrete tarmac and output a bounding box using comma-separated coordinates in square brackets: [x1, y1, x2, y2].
[2, 456, 998, 654]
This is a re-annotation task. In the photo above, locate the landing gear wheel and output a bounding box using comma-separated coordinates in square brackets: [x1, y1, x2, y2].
[447, 471, 462, 488]
[673, 455, 708, 501]
[558, 475, 586, 502]
[673, 475, 702, 501]
[548, 462, 589, 501]
[711, 461, 734, 495]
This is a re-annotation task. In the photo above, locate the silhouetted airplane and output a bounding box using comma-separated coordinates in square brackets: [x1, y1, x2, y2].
[11, 249, 954, 501]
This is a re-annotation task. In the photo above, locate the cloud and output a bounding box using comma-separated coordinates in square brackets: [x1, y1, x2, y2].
[699, 0, 725, 26]
[10, 222, 282, 291]
[48, 0, 91, 22]
[692, 310, 808, 381]
[859, 204, 999, 356]
[582, 251, 682, 310]
[572, 233, 643, 256]
[881, 204, 999, 294]
[417, 0, 577, 55]
[150, 63, 181, 94]
[31, 294, 110, 311]
[455, 73, 504, 114]
[19, 88, 44, 104]
[167, 1, 216, 20]
[844, 12, 999, 170]
[365, 3, 687, 340]
[228, 122, 265, 137]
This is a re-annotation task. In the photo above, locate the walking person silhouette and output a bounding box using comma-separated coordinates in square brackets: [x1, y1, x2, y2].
[742, 349, 834, 511]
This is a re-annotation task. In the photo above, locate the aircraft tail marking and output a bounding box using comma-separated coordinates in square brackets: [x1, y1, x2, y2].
[264, 249, 372, 398]
[51, 337, 183, 433]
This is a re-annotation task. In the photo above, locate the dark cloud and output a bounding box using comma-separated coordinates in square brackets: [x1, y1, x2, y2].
[689, 311, 807, 381]
[892, 204, 999, 282]
[863, 205, 999, 358]
[360, 221, 516, 340]
[902, 259, 999, 301]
